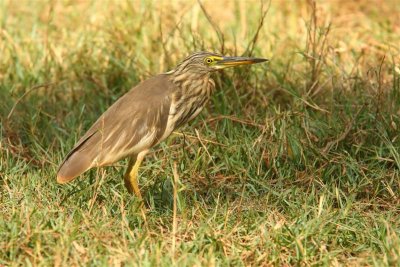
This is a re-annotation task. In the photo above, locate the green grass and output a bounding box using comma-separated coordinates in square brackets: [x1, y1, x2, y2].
[1, 0, 400, 266]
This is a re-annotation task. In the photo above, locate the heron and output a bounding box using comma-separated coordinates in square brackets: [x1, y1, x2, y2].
[57, 51, 268, 199]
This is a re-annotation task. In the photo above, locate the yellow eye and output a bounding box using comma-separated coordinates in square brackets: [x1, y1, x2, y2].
[205, 58, 212, 64]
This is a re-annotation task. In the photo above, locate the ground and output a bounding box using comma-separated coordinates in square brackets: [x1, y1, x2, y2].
[1, 0, 399, 266]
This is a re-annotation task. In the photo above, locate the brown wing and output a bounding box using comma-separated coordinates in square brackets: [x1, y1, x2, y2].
[57, 74, 173, 184]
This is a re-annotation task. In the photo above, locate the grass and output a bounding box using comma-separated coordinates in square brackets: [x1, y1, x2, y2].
[1, 0, 400, 265]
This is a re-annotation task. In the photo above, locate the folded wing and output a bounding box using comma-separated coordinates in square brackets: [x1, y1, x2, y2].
[57, 74, 173, 183]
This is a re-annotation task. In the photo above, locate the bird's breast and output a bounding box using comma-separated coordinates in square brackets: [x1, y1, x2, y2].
[160, 76, 214, 140]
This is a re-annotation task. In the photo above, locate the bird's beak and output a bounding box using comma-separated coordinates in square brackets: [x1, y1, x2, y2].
[215, 56, 268, 69]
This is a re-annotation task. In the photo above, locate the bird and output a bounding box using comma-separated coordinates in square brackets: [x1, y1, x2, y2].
[57, 51, 268, 199]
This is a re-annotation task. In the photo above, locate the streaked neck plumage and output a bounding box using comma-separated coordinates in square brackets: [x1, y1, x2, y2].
[166, 67, 215, 129]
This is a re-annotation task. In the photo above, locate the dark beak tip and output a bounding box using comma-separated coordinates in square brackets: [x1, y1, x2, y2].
[255, 58, 269, 63]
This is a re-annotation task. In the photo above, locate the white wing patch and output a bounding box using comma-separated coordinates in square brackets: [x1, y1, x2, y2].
[160, 101, 178, 141]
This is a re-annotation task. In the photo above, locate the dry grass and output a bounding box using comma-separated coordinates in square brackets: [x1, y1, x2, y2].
[1, 0, 400, 266]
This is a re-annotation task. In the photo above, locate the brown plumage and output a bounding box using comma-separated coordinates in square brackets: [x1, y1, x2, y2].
[57, 74, 173, 183]
[57, 51, 268, 198]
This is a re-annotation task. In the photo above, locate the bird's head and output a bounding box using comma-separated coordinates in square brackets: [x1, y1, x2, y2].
[172, 51, 268, 76]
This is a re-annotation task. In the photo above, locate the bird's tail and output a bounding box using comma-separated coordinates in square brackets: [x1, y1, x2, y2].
[57, 132, 97, 184]
[57, 152, 93, 184]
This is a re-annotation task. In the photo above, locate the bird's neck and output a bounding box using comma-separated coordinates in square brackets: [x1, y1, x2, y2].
[169, 70, 214, 97]
[166, 70, 215, 129]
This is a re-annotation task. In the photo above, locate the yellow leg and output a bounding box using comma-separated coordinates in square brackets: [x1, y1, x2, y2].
[124, 150, 148, 199]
